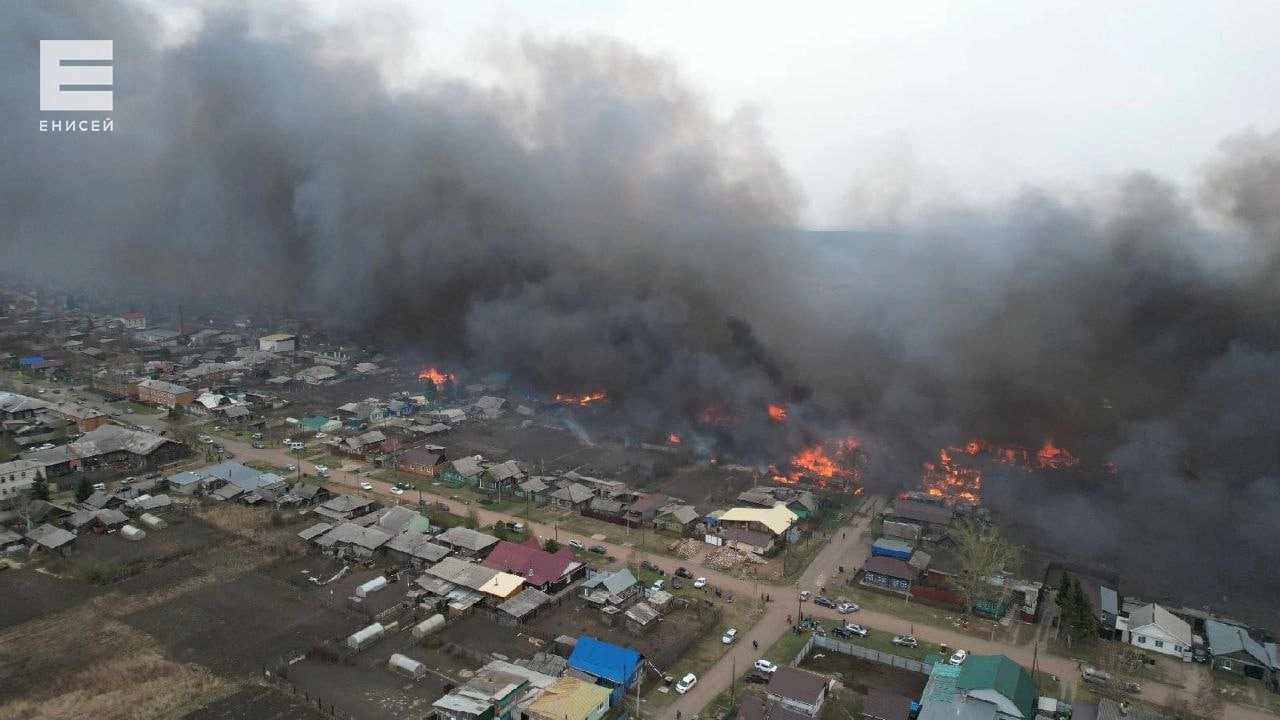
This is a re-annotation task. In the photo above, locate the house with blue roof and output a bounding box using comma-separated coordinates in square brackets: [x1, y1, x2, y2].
[565, 636, 642, 707]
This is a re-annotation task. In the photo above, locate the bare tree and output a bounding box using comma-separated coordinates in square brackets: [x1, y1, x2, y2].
[951, 519, 1021, 616]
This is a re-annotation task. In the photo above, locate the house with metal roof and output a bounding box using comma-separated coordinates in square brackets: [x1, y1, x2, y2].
[482, 539, 584, 591]
[946, 655, 1035, 720]
[525, 676, 613, 720]
[498, 587, 553, 624]
[718, 504, 799, 537]
[766, 666, 832, 717]
[565, 636, 642, 707]
[384, 533, 450, 567]
[314, 522, 393, 559]
[425, 557, 502, 592]
[435, 526, 499, 557]
[1205, 619, 1279, 679]
[25, 523, 76, 555]
[580, 568, 639, 606]
[433, 665, 531, 720]
[886, 500, 953, 528]
[1125, 603, 1192, 659]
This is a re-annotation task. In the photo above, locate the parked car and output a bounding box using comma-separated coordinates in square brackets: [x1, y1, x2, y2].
[799, 590, 811, 601]
[837, 601, 859, 614]
[359, 482, 374, 491]
[285, 464, 297, 472]
[506, 521, 524, 531]
[251, 442, 265, 449]
[671, 577, 683, 589]
[892, 635, 919, 648]
[197, 434, 213, 444]
[948, 649, 969, 666]
[588, 545, 607, 554]
[314, 432, 327, 439]
[815, 595, 836, 608]
[436, 502, 450, 511]
[652, 579, 665, 591]
[694, 577, 708, 589]
[91, 482, 106, 491]
[721, 628, 738, 644]
[568, 539, 584, 549]
[675, 673, 697, 694]
[640, 560, 660, 572]
[224, 451, 235, 459]
[753, 660, 777, 674]
[123, 407, 133, 414]
[251, 433, 264, 440]
[743, 671, 770, 684]
[389, 487, 405, 495]
[1080, 666, 1112, 686]
[675, 567, 693, 579]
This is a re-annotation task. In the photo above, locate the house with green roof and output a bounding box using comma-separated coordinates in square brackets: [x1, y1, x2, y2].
[917, 655, 1035, 720]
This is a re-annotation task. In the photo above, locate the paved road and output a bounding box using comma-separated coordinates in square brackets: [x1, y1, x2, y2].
[215, 433, 1276, 720]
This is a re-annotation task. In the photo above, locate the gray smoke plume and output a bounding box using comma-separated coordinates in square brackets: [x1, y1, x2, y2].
[3, 2, 1279, 623]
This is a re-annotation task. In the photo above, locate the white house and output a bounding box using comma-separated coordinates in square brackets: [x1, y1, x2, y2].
[258, 333, 297, 352]
[1127, 603, 1192, 659]
[119, 312, 147, 330]
[0, 459, 44, 501]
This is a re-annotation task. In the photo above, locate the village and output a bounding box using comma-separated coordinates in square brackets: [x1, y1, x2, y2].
[1, 287, 1278, 720]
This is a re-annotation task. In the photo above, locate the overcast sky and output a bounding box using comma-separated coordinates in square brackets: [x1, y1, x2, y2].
[152, 0, 1280, 227]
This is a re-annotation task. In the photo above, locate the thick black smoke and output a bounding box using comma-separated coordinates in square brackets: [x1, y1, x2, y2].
[3, 2, 1279, 623]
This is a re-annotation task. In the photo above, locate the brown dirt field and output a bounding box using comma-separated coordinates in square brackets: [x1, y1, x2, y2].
[800, 652, 930, 698]
[0, 568, 94, 630]
[525, 601, 712, 669]
[181, 683, 329, 720]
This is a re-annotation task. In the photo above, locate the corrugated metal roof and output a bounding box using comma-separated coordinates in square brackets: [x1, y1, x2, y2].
[525, 676, 612, 720]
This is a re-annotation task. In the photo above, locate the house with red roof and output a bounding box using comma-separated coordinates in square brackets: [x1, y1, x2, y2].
[481, 539, 586, 592]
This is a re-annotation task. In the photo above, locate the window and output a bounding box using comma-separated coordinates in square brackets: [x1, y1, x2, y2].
[1155, 640, 1165, 648]
[1137, 636, 1146, 644]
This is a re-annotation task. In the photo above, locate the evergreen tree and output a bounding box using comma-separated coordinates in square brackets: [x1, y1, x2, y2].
[75, 476, 92, 502]
[30, 476, 51, 502]
[1069, 577, 1098, 641]
[543, 538, 561, 553]
[1056, 572, 1077, 634]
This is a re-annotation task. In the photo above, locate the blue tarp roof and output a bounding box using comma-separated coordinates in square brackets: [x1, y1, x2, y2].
[567, 635, 641, 684]
[19, 356, 45, 366]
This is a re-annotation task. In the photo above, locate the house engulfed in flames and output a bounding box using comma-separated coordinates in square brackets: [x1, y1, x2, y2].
[917, 438, 1082, 508]
[770, 437, 862, 492]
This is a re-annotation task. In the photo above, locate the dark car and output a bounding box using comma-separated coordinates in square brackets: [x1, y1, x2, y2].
[742, 672, 769, 685]
[671, 577, 683, 589]
[251, 442, 265, 449]
[588, 545, 608, 554]
[675, 567, 694, 579]
[640, 560, 660, 572]
[814, 595, 836, 608]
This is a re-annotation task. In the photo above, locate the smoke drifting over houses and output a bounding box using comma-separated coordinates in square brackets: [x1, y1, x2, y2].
[3, 2, 1279, 621]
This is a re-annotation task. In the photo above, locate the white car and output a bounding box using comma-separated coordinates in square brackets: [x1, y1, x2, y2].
[949, 649, 969, 666]
[652, 579, 665, 590]
[359, 482, 374, 491]
[837, 602, 859, 614]
[314, 464, 328, 473]
[694, 577, 708, 589]
[285, 464, 297, 472]
[675, 673, 697, 694]
[389, 486, 405, 495]
[842, 623, 869, 637]
[753, 659, 777, 674]
[315, 432, 326, 438]
[799, 590, 811, 601]
[198, 435, 213, 444]
[721, 628, 738, 644]
[568, 539, 584, 549]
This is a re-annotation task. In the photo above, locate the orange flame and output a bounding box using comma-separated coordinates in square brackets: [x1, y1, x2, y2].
[770, 436, 861, 490]
[418, 367, 454, 386]
[1036, 438, 1080, 469]
[767, 404, 788, 422]
[668, 433, 683, 444]
[555, 392, 608, 407]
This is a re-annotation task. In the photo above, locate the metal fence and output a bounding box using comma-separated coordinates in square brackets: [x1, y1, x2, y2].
[794, 634, 934, 675]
